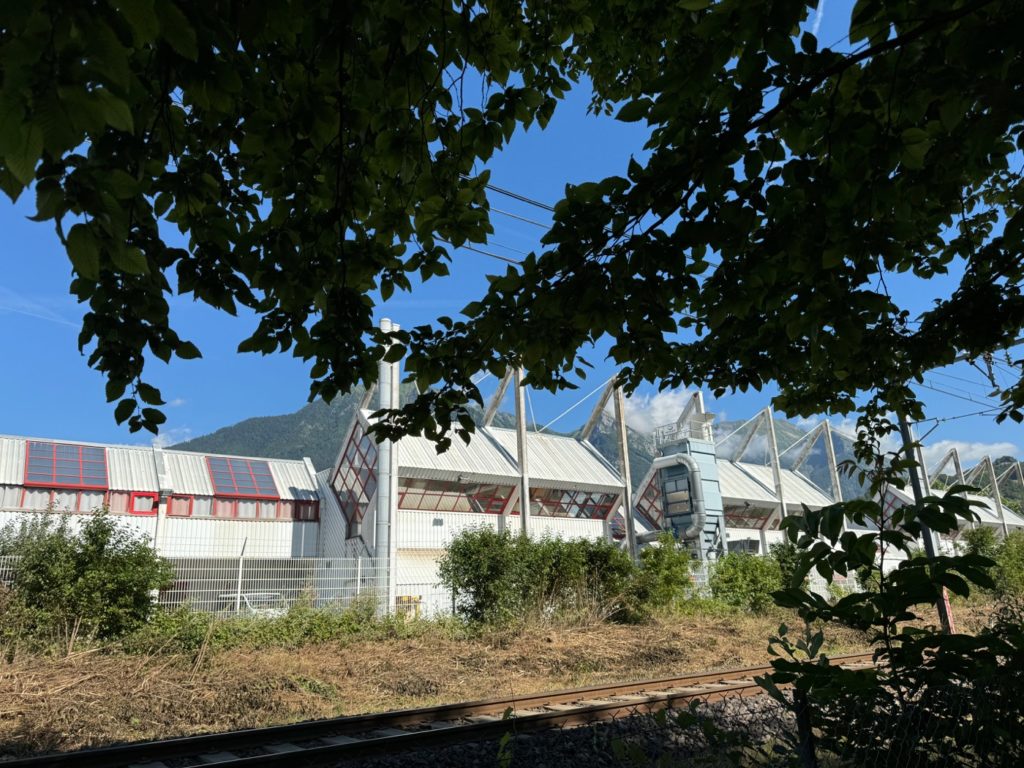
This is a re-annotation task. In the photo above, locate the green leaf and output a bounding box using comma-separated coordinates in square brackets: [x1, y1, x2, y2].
[141, 407, 167, 425]
[110, 246, 149, 275]
[616, 99, 651, 123]
[4, 123, 43, 186]
[114, 0, 160, 44]
[175, 341, 202, 360]
[157, 2, 198, 60]
[67, 224, 101, 280]
[136, 382, 165, 406]
[94, 89, 135, 133]
[383, 343, 407, 363]
[114, 398, 137, 424]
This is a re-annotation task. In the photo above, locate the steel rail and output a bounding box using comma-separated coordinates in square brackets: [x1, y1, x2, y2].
[2, 652, 874, 768]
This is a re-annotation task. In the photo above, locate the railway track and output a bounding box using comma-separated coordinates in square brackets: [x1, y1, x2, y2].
[3, 652, 874, 768]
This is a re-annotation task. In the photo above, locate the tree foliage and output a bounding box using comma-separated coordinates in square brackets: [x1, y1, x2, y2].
[1, 1, 1022, 439]
[0, 512, 174, 651]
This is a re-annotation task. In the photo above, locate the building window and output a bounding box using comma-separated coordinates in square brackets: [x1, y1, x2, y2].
[168, 495, 193, 517]
[398, 478, 514, 515]
[206, 457, 279, 499]
[129, 492, 159, 516]
[24, 441, 108, 489]
[635, 475, 664, 529]
[332, 424, 378, 525]
[294, 500, 319, 521]
[18, 488, 112, 513]
[108, 491, 130, 513]
[529, 488, 617, 519]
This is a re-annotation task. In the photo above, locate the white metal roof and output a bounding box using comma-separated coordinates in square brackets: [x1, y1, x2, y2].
[162, 450, 215, 495]
[486, 428, 623, 493]
[718, 461, 835, 510]
[0, 437, 25, 485]
[0, 434, 317, 500]
[107, 446, 160, 492]
[269, 459, 319, 501]
[397, 430, 520, 486]
[886, 485, 1024, 529]
[380, 410, 624, 494]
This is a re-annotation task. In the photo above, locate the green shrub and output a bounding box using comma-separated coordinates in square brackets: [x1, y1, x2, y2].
[438, 528, 634, 625]
[708, 553, 782, 613]
[629, 534, 699, 616]
[123, 592, 433, 655]
[995, 530, 1024, 598]
[961, 526, 1000, 559]
[0, 512, 174, 652]
[769, 540, 804, 587]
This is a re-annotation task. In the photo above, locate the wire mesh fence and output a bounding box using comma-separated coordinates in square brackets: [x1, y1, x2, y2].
[157, 555, 455, 617]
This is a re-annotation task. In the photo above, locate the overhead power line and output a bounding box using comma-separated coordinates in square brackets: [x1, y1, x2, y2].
[438, 238, 521, 266]
[482, 182, 556, 212]
[491, 206, 551, 229]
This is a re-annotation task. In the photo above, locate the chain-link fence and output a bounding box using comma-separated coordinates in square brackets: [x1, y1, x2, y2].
[158, 555, 456, 617]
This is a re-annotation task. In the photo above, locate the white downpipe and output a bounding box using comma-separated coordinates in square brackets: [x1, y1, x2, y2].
[514, 368, 530, 537]
[375, 318, 400, 612]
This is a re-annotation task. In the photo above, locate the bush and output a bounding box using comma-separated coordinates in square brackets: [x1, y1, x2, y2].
[961, 526, 1000, 559]
[708, 553, 781, 613]
[123, 592, 445, 656]
[769, 540, 804, 587]
[629, 534, 699, 616]
[995, 530, 1024, 598]
[438, 528, 634, 625]
[0, 512, 174, 652]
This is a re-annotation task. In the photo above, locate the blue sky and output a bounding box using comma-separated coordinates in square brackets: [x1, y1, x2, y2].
[0, 1, 1020, 468]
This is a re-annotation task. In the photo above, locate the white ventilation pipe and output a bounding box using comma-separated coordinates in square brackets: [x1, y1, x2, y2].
[636, 453, 706, 543]
[375, 318, 400, 610]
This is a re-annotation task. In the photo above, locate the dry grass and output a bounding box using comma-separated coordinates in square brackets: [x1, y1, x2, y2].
[0, 610, 868, 759]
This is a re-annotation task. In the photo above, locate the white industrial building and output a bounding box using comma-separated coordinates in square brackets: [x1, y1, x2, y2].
[0, 436, 321, 559]
[0, 320, 1020, 613]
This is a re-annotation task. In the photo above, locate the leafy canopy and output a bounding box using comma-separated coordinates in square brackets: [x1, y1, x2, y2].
[1, 1, 1022, 440]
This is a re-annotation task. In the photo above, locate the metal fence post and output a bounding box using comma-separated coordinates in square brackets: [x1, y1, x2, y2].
[234, 537, 247, 614]
[356, 557, 362, 597]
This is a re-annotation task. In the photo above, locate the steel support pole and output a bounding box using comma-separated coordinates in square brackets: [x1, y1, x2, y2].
[613, 387, 638, 561]
[823, 422, 844, 504]
[514, 368, 531, 537]
[898, 414, 953, 634]
[984, 456, 1009, 536]
[766, 409, 787, 529]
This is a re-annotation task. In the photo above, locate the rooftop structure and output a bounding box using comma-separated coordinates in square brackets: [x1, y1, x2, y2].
[0, 434, 320, 558]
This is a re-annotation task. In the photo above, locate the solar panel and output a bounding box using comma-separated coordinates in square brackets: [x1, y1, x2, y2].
[24, 441, 108, 489]
[206, 457, 279, 499]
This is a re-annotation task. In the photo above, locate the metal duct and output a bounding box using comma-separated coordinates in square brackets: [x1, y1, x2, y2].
[636, 453, 706, 543]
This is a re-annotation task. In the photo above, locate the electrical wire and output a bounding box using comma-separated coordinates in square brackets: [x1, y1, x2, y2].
[916, 380, 1001, 406]
[437, 238, 521, 265]
[482, 182, 556, 212]
[538, 376, 615, 433]
[491, 206, 551, 229]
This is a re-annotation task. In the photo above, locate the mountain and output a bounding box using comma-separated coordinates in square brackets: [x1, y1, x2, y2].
[173, 390, 366, 471]
[173, 385, 658, 484]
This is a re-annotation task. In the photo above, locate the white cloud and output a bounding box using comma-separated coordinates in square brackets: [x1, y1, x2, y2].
[0, 286, 77, 328]
[622, 389, 696, 434]
[922, 439, 1020, 468]
[167, 398, 187, 408]
[150, 426, 193, 448]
